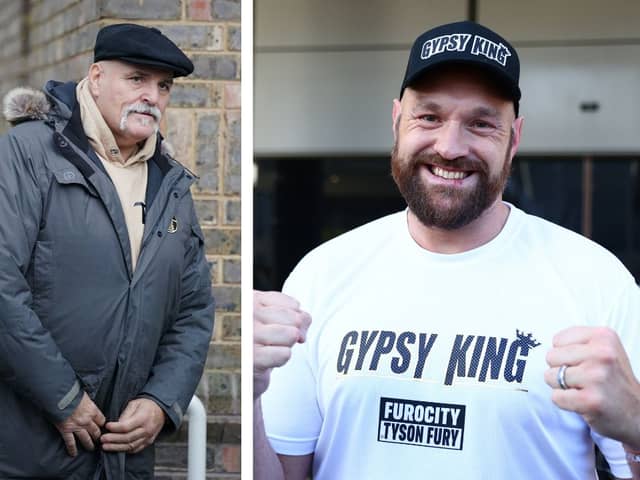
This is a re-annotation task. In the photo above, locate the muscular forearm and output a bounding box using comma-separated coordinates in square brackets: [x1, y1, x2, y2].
[254, 400, 286, 480]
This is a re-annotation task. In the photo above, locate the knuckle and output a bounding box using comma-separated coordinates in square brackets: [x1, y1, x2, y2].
[544, 349, 555, 365]
[274, 291, 300, 309]
[593, 326, 616, 344]
[291, 313, 303, 328]
[269, 291, 299, 308]
[283, 325, 300, 344]
[594, 343, 617, 365]
[287, 298, 301, 310]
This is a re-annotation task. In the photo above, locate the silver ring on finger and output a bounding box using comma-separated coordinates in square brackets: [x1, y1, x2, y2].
[557, 364, 569, 390]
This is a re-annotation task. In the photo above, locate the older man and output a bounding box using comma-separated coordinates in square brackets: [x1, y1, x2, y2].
[254, 21, 640, 479]
[0, 24, 214, 479]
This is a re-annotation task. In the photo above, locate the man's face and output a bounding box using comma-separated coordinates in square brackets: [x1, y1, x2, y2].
[88, 60, 173, 149]
[391, 66, 523, 230]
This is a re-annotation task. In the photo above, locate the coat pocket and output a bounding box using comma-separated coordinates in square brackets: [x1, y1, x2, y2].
[52, 167, 98, 197]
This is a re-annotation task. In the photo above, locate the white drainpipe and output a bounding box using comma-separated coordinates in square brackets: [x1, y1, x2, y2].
[186, 395, 207, 480]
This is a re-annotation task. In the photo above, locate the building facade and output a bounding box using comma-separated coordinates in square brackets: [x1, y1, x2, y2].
[0, 1, 241, 478]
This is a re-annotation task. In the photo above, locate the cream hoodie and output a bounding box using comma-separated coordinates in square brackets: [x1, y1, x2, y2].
[76, 78, 157, 271]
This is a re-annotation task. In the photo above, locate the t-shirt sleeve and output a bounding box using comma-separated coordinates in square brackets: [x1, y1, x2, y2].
[592, 279, 640, 478]
[261, 257, 323, 456]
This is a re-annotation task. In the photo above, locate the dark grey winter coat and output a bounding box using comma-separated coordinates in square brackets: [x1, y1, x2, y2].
[0, 81, 215, 479]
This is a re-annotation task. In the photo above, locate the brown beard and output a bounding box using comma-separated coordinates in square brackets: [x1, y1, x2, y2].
[391, 137, 512, 230]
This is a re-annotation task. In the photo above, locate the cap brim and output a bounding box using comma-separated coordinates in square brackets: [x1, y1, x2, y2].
[113, 56, 193, 77]
[401, 58, 521, 102]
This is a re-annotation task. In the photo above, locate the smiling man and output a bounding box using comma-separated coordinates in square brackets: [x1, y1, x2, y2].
[0, 24, 214, 479]
[254, 21, 640, 479]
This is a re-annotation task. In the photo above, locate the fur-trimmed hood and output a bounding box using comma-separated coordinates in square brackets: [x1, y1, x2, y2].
[3, 86, 50, 125]
[4, 81, 84, 126]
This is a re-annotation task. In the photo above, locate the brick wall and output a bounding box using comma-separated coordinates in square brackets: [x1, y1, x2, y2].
[0, 1, 241, 478]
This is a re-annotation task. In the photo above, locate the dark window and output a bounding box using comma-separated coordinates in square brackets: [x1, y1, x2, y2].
[254, 155, 640, 290]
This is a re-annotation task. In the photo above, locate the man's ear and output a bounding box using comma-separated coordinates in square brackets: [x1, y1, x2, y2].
[392, 98, 402, 142]
[87, 63, 103, 97]
[509, 116, 524, 160]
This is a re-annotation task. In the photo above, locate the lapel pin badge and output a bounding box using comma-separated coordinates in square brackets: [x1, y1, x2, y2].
[168, 216, 178, 233]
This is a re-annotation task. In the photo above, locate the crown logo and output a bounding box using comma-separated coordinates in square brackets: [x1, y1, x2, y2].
[515, 329, 541, 350]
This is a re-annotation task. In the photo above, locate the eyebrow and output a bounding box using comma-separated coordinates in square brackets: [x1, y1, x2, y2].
[411, 101, 443, 114]
[127, 70, 150, 77]
[469, 105, 500, 119]
[126, 70, 174, 83]
[411, 101, 501, 120]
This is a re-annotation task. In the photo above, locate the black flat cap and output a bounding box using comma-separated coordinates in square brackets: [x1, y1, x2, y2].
[94, 23, 194, 77]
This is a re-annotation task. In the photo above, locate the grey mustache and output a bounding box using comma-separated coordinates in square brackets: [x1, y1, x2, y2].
[124, 103, 161, 121]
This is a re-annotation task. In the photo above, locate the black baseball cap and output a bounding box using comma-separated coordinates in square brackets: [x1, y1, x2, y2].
[400, 21, 520, 112]
[94, 23, 194, 77]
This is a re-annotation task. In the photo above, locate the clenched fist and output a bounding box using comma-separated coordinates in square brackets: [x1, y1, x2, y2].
[544, 326, 640, 450]
[254, 290, 312, 400]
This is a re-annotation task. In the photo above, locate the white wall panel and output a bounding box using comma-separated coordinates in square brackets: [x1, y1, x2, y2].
[255, 50, 402, 155]
[256, 0, 467, 48]
[480, 0, 640, 42]
[519, 45, 640, 153]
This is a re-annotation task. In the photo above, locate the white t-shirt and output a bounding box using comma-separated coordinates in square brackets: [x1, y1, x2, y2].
[262, 205, 640, 480]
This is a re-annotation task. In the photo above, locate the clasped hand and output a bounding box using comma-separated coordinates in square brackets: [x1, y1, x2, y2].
[56, 395, 166, 456]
